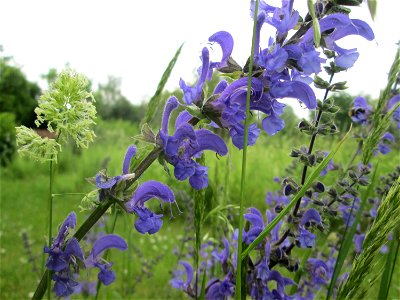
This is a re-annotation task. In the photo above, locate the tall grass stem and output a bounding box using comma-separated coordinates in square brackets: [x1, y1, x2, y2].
[235, 1, 259, 298]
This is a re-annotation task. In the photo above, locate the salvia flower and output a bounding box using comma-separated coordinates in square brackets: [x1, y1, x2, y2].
[159, 97, 228, 189]
[85, 234, 127, 285]
[125, 180, 176, 234]
[170, 261, 194, 295]
[387, 94, 400, 128]
[95, 144, 137, 190]
[350, 96, 372, 125]
[44, 212, 84, 272]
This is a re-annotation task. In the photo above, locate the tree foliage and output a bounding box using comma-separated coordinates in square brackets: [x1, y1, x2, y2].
[0, 56, 41, 127]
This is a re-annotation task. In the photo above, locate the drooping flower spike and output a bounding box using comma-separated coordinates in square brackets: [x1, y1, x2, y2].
[125, 180, 176, 234]
[95, 144, 137, 189]
[85, 234, 127, 285]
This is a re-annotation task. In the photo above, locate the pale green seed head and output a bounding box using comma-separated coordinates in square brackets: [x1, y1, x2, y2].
[34, 68, 97, 148]
[16, 126, 61, 163]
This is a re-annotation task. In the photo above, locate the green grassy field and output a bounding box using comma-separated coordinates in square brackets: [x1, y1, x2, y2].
[1, 119, 398, 299]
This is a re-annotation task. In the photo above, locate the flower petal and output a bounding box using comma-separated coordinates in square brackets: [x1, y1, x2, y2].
[161, 96, 179, 134]
[208, 31, 234, 69]
[126, 180, 175, 211]
[189, 129, 228, 156]
[90, 234, 127, 259]
[270, 80, 317, 109]
[122, 144, 137, 175]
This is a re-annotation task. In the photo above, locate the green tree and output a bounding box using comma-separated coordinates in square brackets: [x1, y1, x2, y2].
[94, 76, 145, 123]
[0, 56, 41, 127]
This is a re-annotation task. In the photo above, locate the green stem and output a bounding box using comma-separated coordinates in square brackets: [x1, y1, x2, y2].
[235, 1, 259, 298]
[47, 157, 56, 300]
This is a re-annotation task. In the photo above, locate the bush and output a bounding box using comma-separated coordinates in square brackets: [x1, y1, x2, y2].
[0, 112, 16, 166]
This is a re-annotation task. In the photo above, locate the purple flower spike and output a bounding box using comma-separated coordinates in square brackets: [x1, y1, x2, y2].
[125, 180, 175, 212]
[122, 144, 137, 175]
[301, 208, 322, 227]
[180, 47, 210, 104]
[208, 31, 234, 69]
[44, 212, 84, 272]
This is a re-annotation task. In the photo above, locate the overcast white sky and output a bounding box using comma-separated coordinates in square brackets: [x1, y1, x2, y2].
[1, 0, 399, 117]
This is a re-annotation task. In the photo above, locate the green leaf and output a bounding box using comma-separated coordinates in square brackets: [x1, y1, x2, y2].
[140, 43, 183, 126]
[241, 126, 351, 259]
[367, 0, 377, 20]
[199, 267, 207, 300]
[326, 165, 378, 300]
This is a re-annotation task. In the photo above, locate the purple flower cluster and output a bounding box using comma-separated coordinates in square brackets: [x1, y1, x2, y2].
[44, 212, 127, 297]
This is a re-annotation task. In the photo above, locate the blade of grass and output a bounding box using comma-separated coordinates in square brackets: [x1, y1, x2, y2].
[241, 126, 351, 259]
[199, 267, 207, 300]
[235, 0, 259, 298]
[377, 228, 400, 300]
[326, 164, 379, 300]
[141, 43, 184, 126]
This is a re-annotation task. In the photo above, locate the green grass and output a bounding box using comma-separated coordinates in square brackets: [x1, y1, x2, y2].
[0, 119, 398, 299]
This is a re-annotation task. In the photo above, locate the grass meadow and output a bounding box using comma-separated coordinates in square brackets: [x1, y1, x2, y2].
[1, 118, 399, 299]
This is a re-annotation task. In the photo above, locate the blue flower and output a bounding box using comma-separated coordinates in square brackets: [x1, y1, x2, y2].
[52, 271, 79, 298]
[301, 13, 374, 68]
[95, 144, 137, 189]
[350, 96, 372, 125]
[159, 97, 228, 189]
[206, 275, 235, 299]
[170, 261, 194, 293]
[377, 132, 395, 155]
[44, 212, 84, 272]
[125, 180, 176, 234]
[296, 228, 316, 248]
[388, 94, 400, 128]
[307, 258, 331, 287]
[85, 234, 127, 285]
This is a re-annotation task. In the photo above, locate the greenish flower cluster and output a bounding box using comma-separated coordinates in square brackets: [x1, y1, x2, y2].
[35, 69, 97, 148]
[16, 126, 61, 162]
[16, 69, 96, 163]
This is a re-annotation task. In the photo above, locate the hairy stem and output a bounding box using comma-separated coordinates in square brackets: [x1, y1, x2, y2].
[292, 73, 334, 217]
